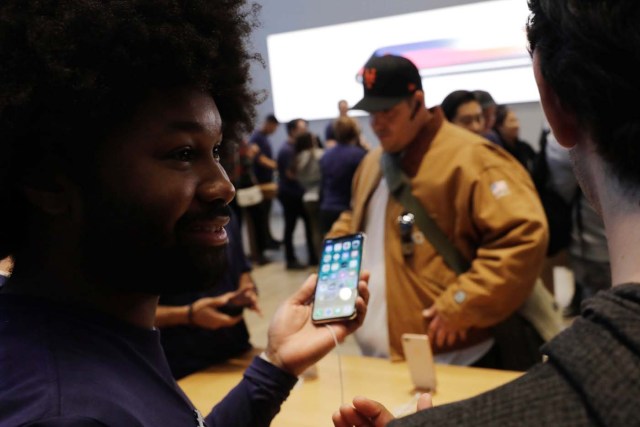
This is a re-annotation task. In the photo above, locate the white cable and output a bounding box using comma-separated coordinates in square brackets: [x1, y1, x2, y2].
[324, 324, 344, 405]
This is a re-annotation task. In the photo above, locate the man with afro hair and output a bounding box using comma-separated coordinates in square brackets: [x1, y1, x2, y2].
[0, 1, 369, 425]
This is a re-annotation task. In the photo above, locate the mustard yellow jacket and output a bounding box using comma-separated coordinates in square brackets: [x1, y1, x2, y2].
[329, 115, 548, 359]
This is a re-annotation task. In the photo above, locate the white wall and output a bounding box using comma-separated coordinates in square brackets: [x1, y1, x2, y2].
[248, 0, 547, 151]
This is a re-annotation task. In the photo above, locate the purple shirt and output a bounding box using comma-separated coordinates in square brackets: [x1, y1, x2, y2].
[277, 142, 305, 198]
[319, 144, 366, 212]
[249, 131, 274, 184]
[324, 121, 336, 142]
[0, 294, 297, 427]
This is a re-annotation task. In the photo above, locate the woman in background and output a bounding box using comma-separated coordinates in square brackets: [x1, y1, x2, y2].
[292, 132, 325, 260]
[493, 104, 536, 174]
[319, 116, 367, 235]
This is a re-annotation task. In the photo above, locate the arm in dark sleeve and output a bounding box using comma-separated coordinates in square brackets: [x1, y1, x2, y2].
[388, 361, 589, 427]
[205, 356, 298, 427]
[25, 418, 108, 426]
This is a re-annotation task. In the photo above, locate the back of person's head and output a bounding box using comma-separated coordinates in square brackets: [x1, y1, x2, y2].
[293, 132, 317, 153]
[473, 89, 497, 130]
[473, 90, 496, 110]
[440, 90, 478, 122]
[266, 114, 279, 125]
[527, 0, 640, 189]
[333, 116, 360, 145]
[287, 119, 302, 136]
[0, 0, 259, 261]
[287, 118, 307, 137]
[263, 113, 279, 134]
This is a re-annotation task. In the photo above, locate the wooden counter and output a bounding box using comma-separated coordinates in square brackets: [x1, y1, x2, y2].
[179, 351, 522, 426]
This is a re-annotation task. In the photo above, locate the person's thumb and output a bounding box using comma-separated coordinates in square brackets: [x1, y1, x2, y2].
[422, 305, 436, 319]
[416, 393, 433, 411]
[290, 274, 318, 305]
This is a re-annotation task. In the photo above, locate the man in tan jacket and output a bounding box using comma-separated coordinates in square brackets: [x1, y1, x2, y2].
[329, 54, 548, 369]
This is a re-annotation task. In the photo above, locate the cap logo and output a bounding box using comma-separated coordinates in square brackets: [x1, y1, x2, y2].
[363, 68, 377, 90]
[352, 55, 421, 112]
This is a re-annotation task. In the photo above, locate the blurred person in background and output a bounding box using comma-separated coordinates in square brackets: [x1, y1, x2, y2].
[319, 116, 367, 235]
[277, 118, 319, 269]
[292, 131, 325, 259]
[249, 113, 281, 250]
[325, 99, 350, 148]
[473, 89, 500, 144]
[440, 90, 485, 135]
[492, 104, 536, 174]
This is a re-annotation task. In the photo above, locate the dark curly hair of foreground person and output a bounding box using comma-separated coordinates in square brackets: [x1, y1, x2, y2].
[0, 0, 262, 260]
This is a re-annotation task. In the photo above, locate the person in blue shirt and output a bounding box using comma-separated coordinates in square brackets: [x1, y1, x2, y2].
[249, 113, 281, 253]
[319, 116, 367, 235]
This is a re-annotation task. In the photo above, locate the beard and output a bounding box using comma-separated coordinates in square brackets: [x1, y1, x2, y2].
[78, 191, 230, 295]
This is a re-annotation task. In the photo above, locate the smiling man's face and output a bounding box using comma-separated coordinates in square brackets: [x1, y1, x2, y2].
[78, 87, 236, 294]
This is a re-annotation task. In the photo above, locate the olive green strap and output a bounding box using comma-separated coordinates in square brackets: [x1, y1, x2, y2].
[380, 152, 469, 275]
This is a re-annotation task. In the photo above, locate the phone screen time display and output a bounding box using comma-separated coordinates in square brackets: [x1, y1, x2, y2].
[312, 234, 364, 323]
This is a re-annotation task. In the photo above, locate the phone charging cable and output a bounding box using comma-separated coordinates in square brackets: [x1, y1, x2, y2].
[324, 324, 344, 406]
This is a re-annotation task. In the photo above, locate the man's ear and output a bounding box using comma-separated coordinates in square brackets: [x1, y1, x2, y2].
[533, 52, 580, 148]
[21, 177, 74, 215]
[414, 90, 425, 107]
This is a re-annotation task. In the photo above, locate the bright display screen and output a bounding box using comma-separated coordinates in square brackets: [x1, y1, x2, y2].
[312, 233, 364, 323]
[267, 0, 536, 122]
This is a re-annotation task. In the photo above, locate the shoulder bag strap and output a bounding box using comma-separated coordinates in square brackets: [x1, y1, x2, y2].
[381, 152, 470, 275]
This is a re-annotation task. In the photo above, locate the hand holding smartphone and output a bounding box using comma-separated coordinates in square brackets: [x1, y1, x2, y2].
[311, 233, 365, 324]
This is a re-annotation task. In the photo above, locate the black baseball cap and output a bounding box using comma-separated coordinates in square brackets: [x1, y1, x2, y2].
[352, 54, 422, 113]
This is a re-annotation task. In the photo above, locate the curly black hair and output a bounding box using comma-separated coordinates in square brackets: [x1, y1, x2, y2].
[0, 0, 262, 259]
[527, 0, 640, 189]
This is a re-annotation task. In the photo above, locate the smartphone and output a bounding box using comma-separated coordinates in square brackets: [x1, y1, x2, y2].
[401, 333, 437, 392]
[311, 233, 365, 324]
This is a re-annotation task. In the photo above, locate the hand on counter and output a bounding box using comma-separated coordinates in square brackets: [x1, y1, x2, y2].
[332, 393, 433, 426]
